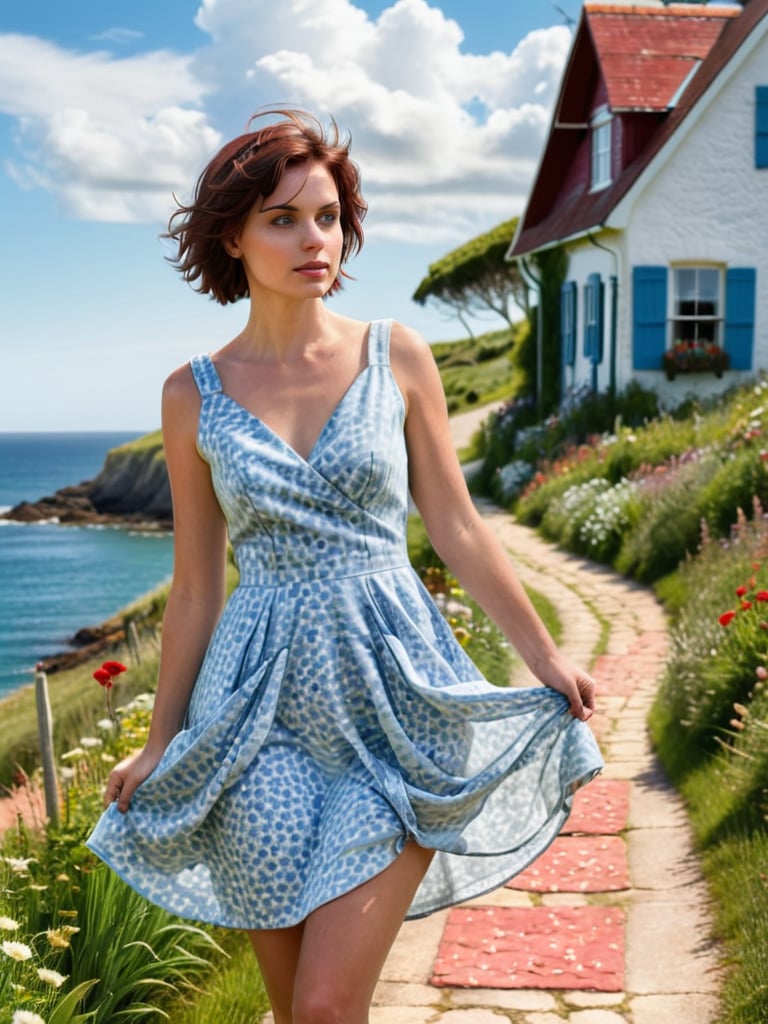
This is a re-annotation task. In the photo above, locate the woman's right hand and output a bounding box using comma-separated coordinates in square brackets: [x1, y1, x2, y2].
[104, 746, 164, 813]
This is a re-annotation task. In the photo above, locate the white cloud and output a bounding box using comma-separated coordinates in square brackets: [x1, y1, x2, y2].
[0, 34, 219, 221]
[88, 27, 145, 45]
[0, 2, 571, 236]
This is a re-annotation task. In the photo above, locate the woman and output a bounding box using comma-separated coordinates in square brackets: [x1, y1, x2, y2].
[88, 109, 602, 1024]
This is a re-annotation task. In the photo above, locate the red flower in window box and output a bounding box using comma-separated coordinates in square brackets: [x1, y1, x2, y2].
[662, 341, 729, 380]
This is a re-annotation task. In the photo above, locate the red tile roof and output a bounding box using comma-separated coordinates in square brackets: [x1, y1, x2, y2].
[590, 5, 738, 110]
[509, 1, 768, 258]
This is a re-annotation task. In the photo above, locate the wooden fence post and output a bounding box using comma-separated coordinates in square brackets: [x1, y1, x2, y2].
[127, 619, 141, 665]
[34, 665, 59, 827]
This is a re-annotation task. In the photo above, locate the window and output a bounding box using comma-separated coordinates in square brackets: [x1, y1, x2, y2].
[632, 264, 755, 373]
[590, 108, 612, 190]
[671, 267, 721, 346]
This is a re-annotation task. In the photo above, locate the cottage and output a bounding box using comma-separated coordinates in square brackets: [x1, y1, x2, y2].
[507, 0, 768, 403]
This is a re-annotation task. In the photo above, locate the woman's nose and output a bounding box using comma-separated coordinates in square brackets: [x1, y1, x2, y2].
[301, 220, 324, 248]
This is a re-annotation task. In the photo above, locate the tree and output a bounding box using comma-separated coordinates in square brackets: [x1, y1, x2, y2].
[412, 218, 526, 336]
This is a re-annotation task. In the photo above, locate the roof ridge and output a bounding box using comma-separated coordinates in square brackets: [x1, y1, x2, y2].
[584, 2, 741, 17]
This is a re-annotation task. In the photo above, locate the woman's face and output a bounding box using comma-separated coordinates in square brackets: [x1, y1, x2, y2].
[230, 160, 344, 301]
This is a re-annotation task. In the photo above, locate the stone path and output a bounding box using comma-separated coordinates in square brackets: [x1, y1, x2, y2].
[367, 508, 723, 1024]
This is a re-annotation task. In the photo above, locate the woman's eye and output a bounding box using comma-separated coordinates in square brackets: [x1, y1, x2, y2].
[272, 215, 293, 226]
[320, 212, 339, 225]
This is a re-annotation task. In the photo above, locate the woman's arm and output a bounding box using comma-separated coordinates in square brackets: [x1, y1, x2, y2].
[392, 323, 595, 721]
[105, 365, 229, 810]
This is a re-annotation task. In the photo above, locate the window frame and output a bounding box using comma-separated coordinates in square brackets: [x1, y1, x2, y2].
[590, 106, 612, 191]
[669, 265, 723, 349]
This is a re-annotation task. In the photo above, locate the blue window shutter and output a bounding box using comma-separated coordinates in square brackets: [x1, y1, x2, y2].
[583, 279, 595, 359]
[593, 273, 604, 363]
[632, 265, 668, 370]
[724, 267, 756, 370]
[756, 86, 768, 168]
[584, 273, 604, 364]
[560, 281, 577, 366]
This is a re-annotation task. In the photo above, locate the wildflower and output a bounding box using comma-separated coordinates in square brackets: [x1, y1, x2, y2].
[3, 856, 36, 874]
[736, 585, 748, 597]
[2, 940, 33, 961]
[61, 748, 86, 761]
[93, 661, 126, 727]
[453, 627, 472, 648]
[79, 736, 102, 748]
[757, 591, 768, 602]
[45, 925, 79, 949]
[96, 718, 116, 731]
[718, 611, 737, 626]
[741, 601, 753, 611]
[37, 967, 68, 988]
[12, 1012, 47, 1024]
[756, 666, 768, 680]
[0, 916, 20, 931]
[93, 668, 113, 689]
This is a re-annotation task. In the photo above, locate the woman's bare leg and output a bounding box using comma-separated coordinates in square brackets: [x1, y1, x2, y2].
[291, 842, 434, 1024]
[248, 922, 304, 1024]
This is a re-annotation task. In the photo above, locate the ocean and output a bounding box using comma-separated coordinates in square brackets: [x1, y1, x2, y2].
[0, 433, 174, 699]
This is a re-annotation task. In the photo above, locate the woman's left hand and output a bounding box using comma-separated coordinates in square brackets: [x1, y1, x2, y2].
[537, 653, 597, 722]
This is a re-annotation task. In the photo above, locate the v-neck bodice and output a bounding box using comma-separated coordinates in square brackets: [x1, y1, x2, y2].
[189, 318, 410, 584]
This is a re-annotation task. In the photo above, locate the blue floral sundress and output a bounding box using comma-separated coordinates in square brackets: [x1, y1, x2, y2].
[87, 318, 603, 929]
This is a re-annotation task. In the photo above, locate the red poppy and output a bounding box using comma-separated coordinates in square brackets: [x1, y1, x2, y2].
[93, 668, 112, 687]
[741, 601, 753, 611]
[101, 661, 127, 676]
[736, 585, 748, 597]
[718, 610, 737, 626]
[756, 591, 768, 602]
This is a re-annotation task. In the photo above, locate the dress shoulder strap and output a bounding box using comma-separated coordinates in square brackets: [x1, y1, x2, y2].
[189, 353, 223, 397]
[367, 319, 393, 366]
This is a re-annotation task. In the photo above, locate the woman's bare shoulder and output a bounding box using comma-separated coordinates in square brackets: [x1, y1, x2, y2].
[162, 360, 199, 405]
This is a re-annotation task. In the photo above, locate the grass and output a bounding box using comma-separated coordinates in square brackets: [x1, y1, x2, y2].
[167, 930, 271, 1024]
[430, 326, 521, 415]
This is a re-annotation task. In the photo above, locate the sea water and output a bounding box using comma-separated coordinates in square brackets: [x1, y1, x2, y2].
[0, 433, 174, 698]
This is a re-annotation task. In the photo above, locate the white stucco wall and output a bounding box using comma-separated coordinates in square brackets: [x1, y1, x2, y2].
[566, 23, 768, 405]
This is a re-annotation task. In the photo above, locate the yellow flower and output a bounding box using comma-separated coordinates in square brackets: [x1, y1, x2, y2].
[45, 925, 79, 949]
[37, 967, 68, 988]
[2, 939, 33, 961]
[0, 915, 20, 931]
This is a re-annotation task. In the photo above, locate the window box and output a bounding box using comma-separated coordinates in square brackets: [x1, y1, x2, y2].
[662, 341, 729, 380]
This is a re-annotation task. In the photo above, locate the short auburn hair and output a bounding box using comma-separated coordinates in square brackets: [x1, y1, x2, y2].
[165, 109, 367, 304]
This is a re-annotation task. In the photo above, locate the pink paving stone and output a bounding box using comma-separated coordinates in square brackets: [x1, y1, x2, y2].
[590, 654, 638, 697]
[507, 835, 629, 893]
[593, 632, 668, 698]
[561, 778, 630, 835]
[431, 905, 625, 991]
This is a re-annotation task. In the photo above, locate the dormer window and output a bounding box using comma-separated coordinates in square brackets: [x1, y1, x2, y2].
[590, 107, 612, 190]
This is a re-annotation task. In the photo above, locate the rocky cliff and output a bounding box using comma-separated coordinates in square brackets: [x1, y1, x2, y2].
[1, 431, 172, 528]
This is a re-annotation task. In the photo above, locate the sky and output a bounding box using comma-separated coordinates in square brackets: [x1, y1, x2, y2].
[0, 0, 582, 431]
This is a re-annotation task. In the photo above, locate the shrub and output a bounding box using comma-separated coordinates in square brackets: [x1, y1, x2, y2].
[614, 455, 716, 582]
